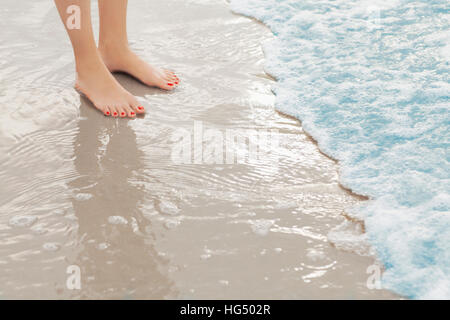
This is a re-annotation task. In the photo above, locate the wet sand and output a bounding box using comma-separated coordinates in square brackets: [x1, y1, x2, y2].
[0, 0, 398, 299]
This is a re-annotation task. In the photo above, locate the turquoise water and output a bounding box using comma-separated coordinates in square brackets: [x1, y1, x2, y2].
[231, 0, 450, 299]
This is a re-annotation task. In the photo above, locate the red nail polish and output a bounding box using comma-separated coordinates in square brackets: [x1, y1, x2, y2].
[138, 106, 144, 110]
[131, 112, 135, 116]
[175, 82, 179, 84]
[168, 83, 173, 86]
[121, 112, 125, 116]
[113, 112, 118, 116]
[105, 111, 110, 115]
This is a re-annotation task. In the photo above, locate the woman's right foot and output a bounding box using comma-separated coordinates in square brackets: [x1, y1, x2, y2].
[74, 54, 145, 118]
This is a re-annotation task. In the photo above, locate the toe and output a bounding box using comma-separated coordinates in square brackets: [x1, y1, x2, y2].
[135, 104, 146, 114]
[118, 106, 127, 118]
[164, 69, 176, 76]
[164, 69, 178, 81]
[130, 99, 145, 114]
[124, 105, 136, 118]
[128, 95, 145, 115]
[165, 74, 178, 84]
[169, 76, 179, 86]
[163, 77, 177, 89]
[158, 77, 176, 90]
[104, 106, 111, 117]
[111, 107, 119, 118]
[136, 104, 146, 113]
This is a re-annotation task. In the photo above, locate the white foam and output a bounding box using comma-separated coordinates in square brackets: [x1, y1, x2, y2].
[231, 0, 450, 299]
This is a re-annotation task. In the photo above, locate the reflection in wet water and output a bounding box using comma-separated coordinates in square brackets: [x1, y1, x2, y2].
[0, 0, 398, 299]
[68, 99, 174, 299]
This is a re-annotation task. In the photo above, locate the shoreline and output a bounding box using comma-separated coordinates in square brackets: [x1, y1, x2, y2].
[229, 8, 372, 201]
[228, 1, 402, 298]
[276, 110, 371, 200]
[229, 8, 373, 211]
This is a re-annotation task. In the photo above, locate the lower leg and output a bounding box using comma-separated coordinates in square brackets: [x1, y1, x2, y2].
[54, 0, 100, 73]
[98, 0, 179, 90]
[55, 0, 142, 117]
[98, 0, 129, 51]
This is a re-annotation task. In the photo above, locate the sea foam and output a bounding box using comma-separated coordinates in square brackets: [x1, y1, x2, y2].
[230, 0, 450, 299]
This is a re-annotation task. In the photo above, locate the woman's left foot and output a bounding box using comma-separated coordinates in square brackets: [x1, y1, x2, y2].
[99, 45, 179, 91]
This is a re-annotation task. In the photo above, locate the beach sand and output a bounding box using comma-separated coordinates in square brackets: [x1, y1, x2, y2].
[0, 0, 398, 299]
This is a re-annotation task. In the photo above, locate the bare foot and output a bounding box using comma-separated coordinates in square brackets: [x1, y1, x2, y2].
[99, 45, 179, 91]
[75, 53, 145, 118]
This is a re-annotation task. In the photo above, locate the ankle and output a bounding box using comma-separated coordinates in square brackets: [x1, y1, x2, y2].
[98, 39, 130, 56]
[75, 52, 105, 77]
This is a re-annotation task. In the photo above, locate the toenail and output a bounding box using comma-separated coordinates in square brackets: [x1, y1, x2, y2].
[138, 106, 144, 110]
[113, 112, 118, 116]
[131, 112, 135, 116]
[168, 83, 174, 86]
[175, 81, 179, 84]
[105, 111, 110, 115]
[121, 112, 125, 116]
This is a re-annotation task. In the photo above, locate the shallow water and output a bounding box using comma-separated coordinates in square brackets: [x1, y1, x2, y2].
[231, 0, 450, 299]
[0, 0, 397, 299]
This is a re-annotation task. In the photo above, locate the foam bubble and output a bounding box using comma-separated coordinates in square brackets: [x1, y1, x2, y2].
[108, 216, 128, 225]
[42, 242, 61, 252]
[9, 215, 37, 227]
[249, 219, 275, 236]
[159, 200, 180, 216]
[164, 219, 180, 230]
[97, 243, 109, 250]
[74, 193, 92, 201]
